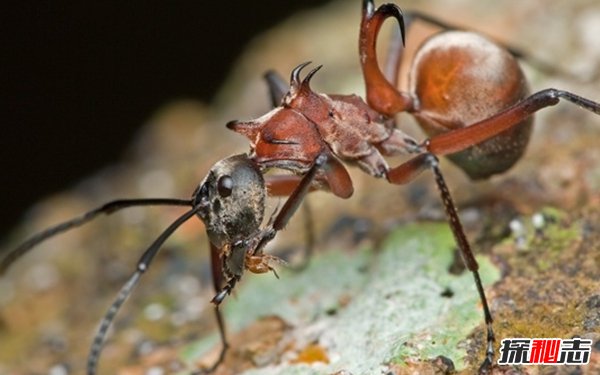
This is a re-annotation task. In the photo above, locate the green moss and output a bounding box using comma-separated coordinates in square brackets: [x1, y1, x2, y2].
[466, 209, 597, 371]
[383, 224, 500, 370]
[182, 223, 501, 374]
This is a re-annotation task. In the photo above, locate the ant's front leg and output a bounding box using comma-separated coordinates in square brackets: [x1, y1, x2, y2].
[196, 236, 273, 373]
[192, 241, 231, 374]
[264, 175, 316, 270]
[255, 153, 331, 253]
[197, 237, 281, 373]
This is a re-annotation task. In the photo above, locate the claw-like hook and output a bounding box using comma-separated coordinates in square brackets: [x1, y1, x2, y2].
[362, 1, 406, 47]
[379, 3, 406, 46]
[301, 65, 323, 90]
[290, 61, 312, 89]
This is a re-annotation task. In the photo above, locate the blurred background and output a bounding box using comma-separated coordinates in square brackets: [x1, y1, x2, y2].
[1, 0, 332, 240]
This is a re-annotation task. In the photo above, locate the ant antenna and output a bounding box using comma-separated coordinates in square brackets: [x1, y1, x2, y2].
[87, 205, 202, 375]
[1, 198, 193, 275]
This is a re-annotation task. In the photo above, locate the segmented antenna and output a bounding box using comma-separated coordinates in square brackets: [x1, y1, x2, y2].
[86, 205, 201, 375]
[1, 198, 193, 275]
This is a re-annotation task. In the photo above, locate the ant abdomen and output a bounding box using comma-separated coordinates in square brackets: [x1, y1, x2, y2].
[409, 31, 533, 179]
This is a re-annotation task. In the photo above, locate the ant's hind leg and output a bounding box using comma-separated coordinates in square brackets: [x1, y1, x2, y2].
[425, 89, 600, 157]
[387, 153, 495, 372]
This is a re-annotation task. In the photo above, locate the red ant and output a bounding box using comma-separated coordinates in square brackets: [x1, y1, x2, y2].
[2, 1, 600, 374]
[228, 0, 600, 372]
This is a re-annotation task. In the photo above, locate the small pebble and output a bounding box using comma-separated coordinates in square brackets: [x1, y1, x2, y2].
[144, 303, 166, 321]
[509, 218, 527, 250]
[532, 212, 545, 230]
[25, 263, 59, 291]
[145, 367, 164, 375]
[48, 364, 69, 375]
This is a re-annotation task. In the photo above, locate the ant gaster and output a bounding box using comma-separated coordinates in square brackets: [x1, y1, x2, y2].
[3, 0, 600, 374]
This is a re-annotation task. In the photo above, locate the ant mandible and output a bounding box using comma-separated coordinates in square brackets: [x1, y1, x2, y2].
[226, 0, 600, 372]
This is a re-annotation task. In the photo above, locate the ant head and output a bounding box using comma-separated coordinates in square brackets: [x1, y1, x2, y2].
[193, 154, 265, 248]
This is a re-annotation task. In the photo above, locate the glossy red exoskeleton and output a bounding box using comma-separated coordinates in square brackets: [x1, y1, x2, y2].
[226, 0, 600, 372]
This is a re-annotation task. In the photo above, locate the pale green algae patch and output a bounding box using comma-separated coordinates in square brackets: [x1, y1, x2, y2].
[182, 223, 501, 374]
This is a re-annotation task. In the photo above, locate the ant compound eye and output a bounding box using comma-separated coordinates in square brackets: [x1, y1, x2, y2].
[217, 175, 233, 197]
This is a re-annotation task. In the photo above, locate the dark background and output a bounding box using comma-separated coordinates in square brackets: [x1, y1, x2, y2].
[1, 1, 331, 239]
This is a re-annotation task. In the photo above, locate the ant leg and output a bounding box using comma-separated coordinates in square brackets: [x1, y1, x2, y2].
[191, 242, 229, 374]
[263, 155, 353, 253]
[264, 175, 316, 270]
[263, 69, 289, 107]
[1, 198, 193, 275]
[255, 153, 334, 255]
[269, 155, 327, 238]
[424, 89, 600, 157]
[265, 156, 353, 199]
[360, 0, 415, 116]
[87, 205, 202, 375]
[266, 176, 319, 268]
[387, 153, 495, 372]
[265, 175, 305, 197]
[208, 304, 228, 373]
